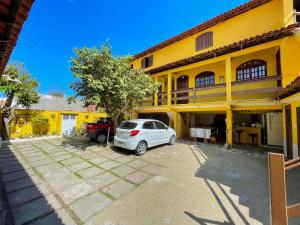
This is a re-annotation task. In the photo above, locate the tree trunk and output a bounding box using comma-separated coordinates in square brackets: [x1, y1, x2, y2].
[1, 92, 15, 140]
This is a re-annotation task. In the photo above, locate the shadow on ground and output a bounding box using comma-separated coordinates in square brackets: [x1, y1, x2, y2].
[0, 142, 64, 225]
[186, 143, 300, 225]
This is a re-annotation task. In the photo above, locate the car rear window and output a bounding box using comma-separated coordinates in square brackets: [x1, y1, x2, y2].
[119, 121, 138, 129]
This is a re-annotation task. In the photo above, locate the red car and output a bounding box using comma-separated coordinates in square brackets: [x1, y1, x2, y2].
[86, 118, 114, 143]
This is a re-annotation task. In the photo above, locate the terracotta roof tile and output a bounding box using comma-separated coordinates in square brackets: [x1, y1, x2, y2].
[276, 76, 300, 99]
[0, 0, 35, 75]
[133, 0, 272, 60]
[147, 24, 300, 74]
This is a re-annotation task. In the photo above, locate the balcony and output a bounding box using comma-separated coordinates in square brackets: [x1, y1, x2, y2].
[171, 84, 226, 104]
[231, 75, 282, 100]
[141, 75, 282, 107]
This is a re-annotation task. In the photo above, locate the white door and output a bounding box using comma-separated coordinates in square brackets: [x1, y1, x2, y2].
[267, 112, 283, 146]
[62, 114, 77, 136]
[142, 121, 157, 147]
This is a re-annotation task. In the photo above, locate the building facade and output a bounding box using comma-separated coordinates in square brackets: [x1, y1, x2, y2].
[131, 0, 300, 158]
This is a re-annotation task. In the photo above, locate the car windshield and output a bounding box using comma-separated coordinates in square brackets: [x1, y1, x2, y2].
[119, 121, 138, 129]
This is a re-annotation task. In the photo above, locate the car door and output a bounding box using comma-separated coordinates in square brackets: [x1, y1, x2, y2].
[142, 121, 157, 147]
[154, 121, 169, 144]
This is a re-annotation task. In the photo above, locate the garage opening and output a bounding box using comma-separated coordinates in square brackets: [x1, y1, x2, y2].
[138, 113, 169, 126]
[233, 112, 284, 153]
[189, 113, 226, 144]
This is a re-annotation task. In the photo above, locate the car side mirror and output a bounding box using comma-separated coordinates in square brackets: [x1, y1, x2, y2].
[166, 126, 169, 130]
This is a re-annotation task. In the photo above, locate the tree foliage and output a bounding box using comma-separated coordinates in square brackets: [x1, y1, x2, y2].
[0, 63, 40, 139]
[69, 43, 158, 125]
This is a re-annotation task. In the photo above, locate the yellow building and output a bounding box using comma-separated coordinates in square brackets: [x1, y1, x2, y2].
[7, 95, 107, 139]
[131, 0, 300, 159]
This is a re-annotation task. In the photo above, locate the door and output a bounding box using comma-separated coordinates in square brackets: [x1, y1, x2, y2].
[62, 114, 77, 136]
[285, 106, 293, 159]
[154, 121, 169, 144]
[142, 121, 157, 147]
[297, 107, 300, 156]
[267, 112, 283, 146]
[176, 75, 189, 104]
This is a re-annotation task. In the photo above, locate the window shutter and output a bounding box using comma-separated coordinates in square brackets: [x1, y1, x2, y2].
[148, 55, 153, 67]
[141, 58, 146, 69]
[196, 32, 213, 51]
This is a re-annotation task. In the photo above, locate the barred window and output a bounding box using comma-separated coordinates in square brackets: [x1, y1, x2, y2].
[195, 71, 215, 87]
[196, 32, 213, 51]
[236, 60, 267, 81]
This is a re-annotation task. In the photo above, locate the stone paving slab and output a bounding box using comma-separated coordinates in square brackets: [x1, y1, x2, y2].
[89, 173, 119, 188]
[60, 157, 83, 166]
[12, 197, 54, 225]
[58, 182, 95, 204]
[2, 170, 29, 183]
[141, 164, 165, 175]
[29, 208, 77, 225]
[75, 166, 105, 179]
[70, 192, 112, 222]
[5, 177, 36, 193]
[102, 179, 136, 199]
[67, 161, 92, 173]
[125, 171, 151, 184]
[7, 186, 43, 207]
[99, 161, 121, 170]
[88, 157, 108, 165]
[127, 160, 149, 169]
[111, 165, 135, 177]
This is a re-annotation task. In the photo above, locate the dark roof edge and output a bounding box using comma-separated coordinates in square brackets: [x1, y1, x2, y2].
[147, 23, 299, 75]
[133, 0, 272, 60]
[276, 76, 300, 99]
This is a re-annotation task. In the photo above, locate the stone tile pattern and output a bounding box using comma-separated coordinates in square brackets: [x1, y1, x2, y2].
[0, 137, 163, 224]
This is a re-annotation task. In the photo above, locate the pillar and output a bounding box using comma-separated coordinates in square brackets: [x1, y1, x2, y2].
[174, 111, 178, 136]
[225, 57, 232, 102]
[154, 76, 158, 106]
[167, 73, 172, 106]
[291, 104, 299, 158]
[226, 106, 233, 147]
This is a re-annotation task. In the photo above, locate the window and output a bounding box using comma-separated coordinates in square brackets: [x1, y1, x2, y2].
[154, 121, 166, 130]
[196, 32, 213, 51]
[142, 121, 155, 129]
[119, 122, 138, 129]
[236, 60, 267, 81]
[195, 71, 215, 87]
[141, 55, 153, 69]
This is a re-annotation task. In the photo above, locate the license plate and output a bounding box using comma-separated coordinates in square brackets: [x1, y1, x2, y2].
[116, 140, 124, 144]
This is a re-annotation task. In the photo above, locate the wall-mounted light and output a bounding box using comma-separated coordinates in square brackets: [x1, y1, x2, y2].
[51, 114, 55, 119]
[85, 115, 89, 119]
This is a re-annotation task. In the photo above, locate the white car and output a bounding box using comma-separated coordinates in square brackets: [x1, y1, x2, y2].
[114, 119, 176, 155]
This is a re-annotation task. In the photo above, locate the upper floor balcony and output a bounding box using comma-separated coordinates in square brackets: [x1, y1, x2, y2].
[141, 46, 283, 108]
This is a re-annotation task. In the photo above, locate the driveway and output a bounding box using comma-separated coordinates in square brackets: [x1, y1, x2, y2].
[0, 138, 299, 225]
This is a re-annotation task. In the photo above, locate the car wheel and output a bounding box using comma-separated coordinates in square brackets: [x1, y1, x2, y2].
[97, 134, 107, 143]
[169, 135, 176, 145]
[135, 141, 147, 156]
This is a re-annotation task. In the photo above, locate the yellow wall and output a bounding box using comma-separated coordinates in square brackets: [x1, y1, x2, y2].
[280, 36, 300, 87]
[132, 0, 285, 69]
[8, 109, 107, 139]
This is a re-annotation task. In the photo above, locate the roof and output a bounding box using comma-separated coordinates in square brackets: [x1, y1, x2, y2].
[133, 0, 272, 60]
[0, 0, 35, 75]
[28, 95, 88, 112]
[276, 76, 300, 99]
[147, 23, 299, 74]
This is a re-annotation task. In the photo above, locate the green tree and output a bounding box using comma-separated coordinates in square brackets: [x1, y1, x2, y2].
[0, 63, 40, 139]
[69, 43, 158, 129]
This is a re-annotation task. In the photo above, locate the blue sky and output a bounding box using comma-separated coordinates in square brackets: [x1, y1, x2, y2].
[9, 0, 249, 96]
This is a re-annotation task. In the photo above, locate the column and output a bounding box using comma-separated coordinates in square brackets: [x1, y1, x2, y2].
[226, 106, 233, 148]
[154, 76, 158, 106]
[291, 104, 299, 158]
[174, 111, 178, 136]
[167, 73, 172, 106]
[225, 57, 232, 102]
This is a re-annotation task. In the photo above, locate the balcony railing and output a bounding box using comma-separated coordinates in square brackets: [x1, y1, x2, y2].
[141, 75, 282, 106]
[231, 75, 282, 98]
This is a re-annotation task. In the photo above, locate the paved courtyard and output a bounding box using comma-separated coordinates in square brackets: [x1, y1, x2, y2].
[0, 137, 299, 225]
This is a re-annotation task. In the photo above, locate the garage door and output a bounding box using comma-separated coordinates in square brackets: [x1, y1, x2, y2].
[62, 114, 77, 136]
